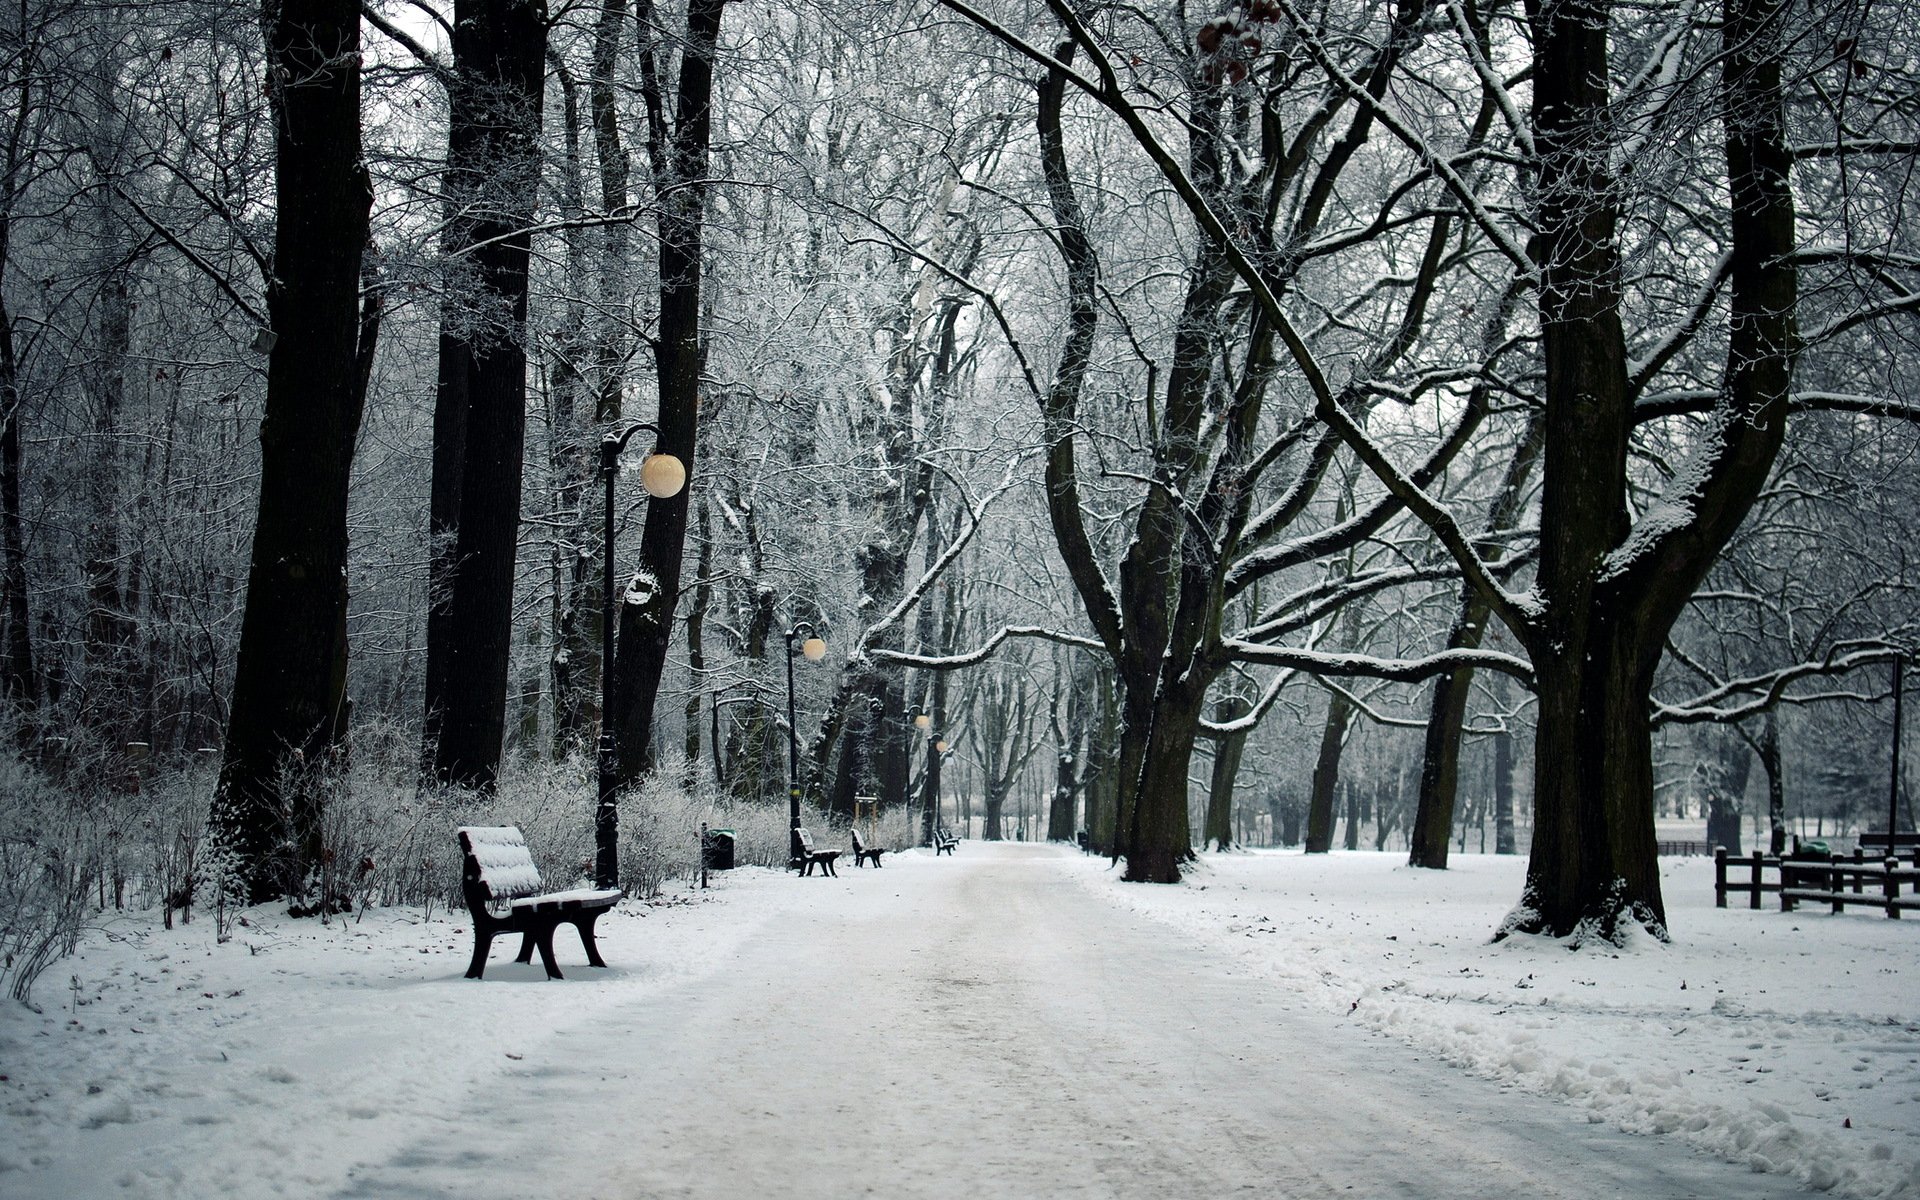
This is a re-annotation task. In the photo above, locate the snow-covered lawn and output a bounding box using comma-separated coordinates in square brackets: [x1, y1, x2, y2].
[1069, 850, 1920, 1197]
[0, 847, 1914, 1197]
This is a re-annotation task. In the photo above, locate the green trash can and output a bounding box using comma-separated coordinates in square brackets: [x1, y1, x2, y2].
[703, 828, 736, 871]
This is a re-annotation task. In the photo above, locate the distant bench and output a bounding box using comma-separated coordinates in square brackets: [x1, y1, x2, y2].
[933, 825, 959, 855]
[1781, 845, 1920, 919]
[792, 827, 841, 876]
[851, 827, 885, 868]
[457, 826, 620, 979]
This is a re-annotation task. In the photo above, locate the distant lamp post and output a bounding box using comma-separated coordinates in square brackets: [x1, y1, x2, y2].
[785, 622, 826, 864]
[596, 422, 686, 889]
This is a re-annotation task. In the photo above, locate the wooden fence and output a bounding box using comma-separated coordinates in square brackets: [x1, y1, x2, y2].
[1716, 840, 1920, 919]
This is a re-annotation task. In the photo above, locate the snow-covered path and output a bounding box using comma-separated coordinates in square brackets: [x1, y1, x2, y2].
[338, 843, 1815, 1199]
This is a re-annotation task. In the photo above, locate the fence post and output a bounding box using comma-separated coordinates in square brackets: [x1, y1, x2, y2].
[1886, 856, 1901, 919]
[1781, 856, 1796, 912]
[1750, 849, 1764, 909]
[700, 821, 709, 890]
[1715, 847, 1729, 908]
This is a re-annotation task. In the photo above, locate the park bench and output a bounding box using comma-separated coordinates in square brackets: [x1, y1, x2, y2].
[933, 825, 959, 855]
[850, 827, 885, 868]
[792, 827, 841, 876]
[457, 826, 620, 980]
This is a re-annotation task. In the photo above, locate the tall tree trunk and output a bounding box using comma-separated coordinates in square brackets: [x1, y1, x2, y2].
[611, 0, 729, 783]
[1761, 710, 1786, 854]
[682, 498, 712, 782]
[0, 288, 34, 714]
[1203, 694, 1250, 851]
[423, 0, 548, 788]
[545, 55, 596, 759]
[1123, 677, 1205, 879]
[82, 239, 135, 729]
[1409, 412, 1540, 868]
[1493, 713, 1516, 854]
[1084, 670, 1118, 852]
[1305, 690, 1354, 853]
[1505, 0, 1795, 941]
[211, 0, 371, 900]
[1707, 732, 1751, 852]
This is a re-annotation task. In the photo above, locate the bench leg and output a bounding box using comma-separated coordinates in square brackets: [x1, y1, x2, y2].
[466, 928, 495, 980]
[513, 930, 538, 964]
[534, 922, 564, 980]
[825, 857, 838, 878]
[571, 911, 608, 969]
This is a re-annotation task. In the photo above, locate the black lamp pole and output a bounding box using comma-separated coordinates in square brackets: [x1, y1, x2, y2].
[596, 422, 682, 889]
[784, 622, 820, 864]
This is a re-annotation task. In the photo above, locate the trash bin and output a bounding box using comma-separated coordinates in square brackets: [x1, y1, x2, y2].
[703, 828, 736, 871]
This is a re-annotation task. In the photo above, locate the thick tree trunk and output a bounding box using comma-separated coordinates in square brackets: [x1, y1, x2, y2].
[1408, 623, 1476, 868]
[423, 0, 547, 788]
[1084, 671, 1119, 853]
[545, 57, 596, 760]
[1122, 680, 1203, 881]
[1493, 717, 1516, 854]
[611, 0, 729, 782]
[1516, 627, 1666, 938]
[1203, 694, 1250, 851]
[682, 500, 712, 783]
[1761, 710, 1786, 854]
[1707, 733, 1751, 852]
[1505, 0, 1794, 942]
[1305, 691, 1354, 853]
[211, 0, 370, 900]
[0, 288, 34, 713]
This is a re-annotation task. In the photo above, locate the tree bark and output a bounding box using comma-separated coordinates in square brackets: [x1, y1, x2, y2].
[211, 0, 371, 900]
[1305, 690, 1354, 853]
[611, 0, 729, 783]
[423, 0, 548, 788]
[1203, 694, 1250, 851]
[0, 288, 34, 714]
[1761, 710, 1786, 854]
[1503, 0, 1796, 941]
[1493, 713, 1516, 854]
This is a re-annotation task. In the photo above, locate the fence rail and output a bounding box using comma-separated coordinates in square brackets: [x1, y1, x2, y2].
[1715, 841, 1920, 920]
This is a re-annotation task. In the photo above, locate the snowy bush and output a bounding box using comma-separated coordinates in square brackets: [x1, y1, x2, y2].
[0, 755, 99, 1005]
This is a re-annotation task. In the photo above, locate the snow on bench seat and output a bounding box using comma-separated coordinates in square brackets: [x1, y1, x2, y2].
[511, 888, 621, 911]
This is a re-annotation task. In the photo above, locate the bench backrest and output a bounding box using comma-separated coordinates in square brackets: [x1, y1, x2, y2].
[795, 827, 818, 855]
[458, 826, 546, 905]
[850, 827, 868, 853]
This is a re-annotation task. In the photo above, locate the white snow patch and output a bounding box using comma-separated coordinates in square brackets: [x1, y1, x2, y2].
[1063, 850, 1920, 1199]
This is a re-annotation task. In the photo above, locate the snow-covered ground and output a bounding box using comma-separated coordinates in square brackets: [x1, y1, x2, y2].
[1070, 849, 1920, 1197]
[0, 843, 1913, 1197]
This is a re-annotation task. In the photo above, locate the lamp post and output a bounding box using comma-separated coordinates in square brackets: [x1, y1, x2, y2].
[596, 423, 686, 889]
[784, 622, 826, 864]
